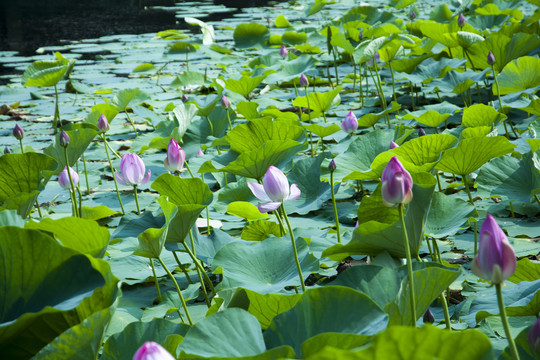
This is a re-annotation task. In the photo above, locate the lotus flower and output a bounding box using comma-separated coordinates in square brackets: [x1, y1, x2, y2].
[115, 153, 151, 186]
[487, 51, 495, 66]
[13, 124, 24, 140]
[423, 309, 435, 324]
[221, 94, 230, 109]
[381, 156, 413, 207]
[472, 214, 516, 284]
[58, 166, 79, 190]
[458, 13, 466, 27]
[300, 73, 309, 87]
[280, 45, 288, 59]
[97, 114, 110, 133]
[4, 147, 10, 154]
[164, 138, 186, 173]
[247, 166, 301, 213]
[418, 128, 426, 137]
[341, 111, 358, 134]
[409, 10, 416, 20]
[133, 341, 175, 360]
[529, 317, 540, 354]
[59, 130, 70, 147]
[328, 159, 337, 171]
[390, 141, 399, 149]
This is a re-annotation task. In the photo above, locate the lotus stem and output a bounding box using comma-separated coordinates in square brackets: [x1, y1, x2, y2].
[496, 284, 520, 360]
[183, 232, 216, 296]
[133, 185, 141, 215]
[332, 48, 339, 85]
[226, 109, 233, 131]
[281, 204, 306, 292]
[359, 63, 364, 106]
[63, 147, 79, 217]
[330, 170, 341, 244]
[173, 250, 193, 284]
[352, 60, 357, 92]
[189, 231, 211, 307]
[124, 111, 138, 136]
[81, 152, 90, 195]
[185, 162, 195, 178]
[439, 293, 452, 330]
[398, 205, 417, 327]
[462, 175, 478, 255]
[388, 61, 397, 102]
[54, 84, 60, 130]
[149, 258, 162, 302]
[157, 256, 193, 325]
[102, 134, 125, 214]
[206, 116, 214, 137]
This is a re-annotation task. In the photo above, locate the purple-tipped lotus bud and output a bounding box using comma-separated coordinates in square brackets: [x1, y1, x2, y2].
[13, 124, 24, 140]
[115, 153, 151, 186]
[164, 138, 186, 173]
[182, 94, 188, 102]
[58, 166, 79, 190]
[374, 52, 380, 62]
[458, 13, 466, 27]
[423, 309, 435, 324]
[328, 159, 337, 172]
[410, 10, 416, 20]
[59, 130, 70, 148]
[390, 141, 399, 149]
[4, 146, 11, 154]
[280, 45, 288, 59]
[529, 317, 540, 354]
[186, 46, 191, 53]
[341, 111, 358, 134]
[133, 341, 175, 360]
[97, 114, 110, 133]
[300, 73, 309, 87]
[419, 128, 426, 137]
[221, 94, 230, 109]
[472, 214, 516, 284]
[197, 149, 204, 156]
[359, 30, 364, 40]
[381, 156, 413, 207]
[487, 51, 495, 66]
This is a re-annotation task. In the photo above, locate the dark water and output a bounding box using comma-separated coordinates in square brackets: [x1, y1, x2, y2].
[0, 0, 280, 55]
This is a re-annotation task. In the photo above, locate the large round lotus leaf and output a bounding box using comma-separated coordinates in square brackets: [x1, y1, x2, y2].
[494, 56, 540, 95]
[233, 23, 270, 48]
[0, 226, 118, 358]
[178, 308, 266, 358]
[264, 286, 388, 356]
[212, 237, 319, 294]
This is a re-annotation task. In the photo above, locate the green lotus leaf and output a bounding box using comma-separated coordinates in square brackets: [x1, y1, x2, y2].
[508, 258, 540, 284]
[21, 52, 71, 87]
[233, 23, 270, 48]
[358, 101, 401, 128]
[275, 14, 292, 28]
[353, 37, 388, 63]
[282, 31, 307, 45]
[225, 73, 268, 99]
[412, 20, 481, 48]
[112, 88, 150, 111]
[102, 318, 189, 360]
[167, 41, 198, 53]
[323, 172, 436, 260]
[241, 219, 285, 241]
[151, 175, 213, 206]
[213, 237, 319, 294]
[170, 71, 207, 89]
[430, 68, 489, 94]
[403, 110, 451, 128]
[236, 101, 259, 119]
[227, 201, 269, 221]
[292, 87, 342, 114]
[0, 226, 118, 358]
[303, 123, 340, 138]
[225, 288, 301, 329]
[301, 333, 372, 359]
[424, 192, 476, 238]
[264, 286, 388, 356]
[435, 136, 516, 175]
[44, 127, 98, 174]
[462, 103, 506, 127]
[132, 63, 156, 73]
[266, 55, 317, 83]
[26, 217, 110, 258]
[494, 56, 540, 95]
[306, 0, 327, 16]
[353, 326, 492, 359]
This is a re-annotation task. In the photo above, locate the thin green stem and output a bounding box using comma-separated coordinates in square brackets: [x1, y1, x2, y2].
[63, 147, 79, 217]
[173, 251, 193, 284]
[398, 205, 417, 327]
[19, 139, 24, 153]
[435, 171, 442, 192]
[188, 231, 211, 307]
[440, 293, 452, 330]
[496, 284, 520, 360]
[388, 61, 397, 102]
[304, 85, 311, 123]
[330, 170, 341, 243]
[183, 234, 216, 296]
[81, 152, 90, 195]
[185, 162, 195, 178]
[124, 111, 138, 136]
[133, 185, 141, 215]
[352, 60, 357, 92]
[157, 257, 193, 325]
[102, 134, 125, 214]
[206, 116, 214, 137]
[206, 206, 211, 235]
[54, 84, 60, 130]
[359, 63, 364, 107]
[332, 48, 339, 85]
[149, 258, 162, 302]
[462, 175, 478, 255]
[226, 110, 232, 131]
[281, 204, 306, 292]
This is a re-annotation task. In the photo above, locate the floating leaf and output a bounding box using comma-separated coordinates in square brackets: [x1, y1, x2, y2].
[234, 23, 270, 48]
[462, 104, 506, 127]
[227, 201, 269, 221]
[241, 220, 284, 241]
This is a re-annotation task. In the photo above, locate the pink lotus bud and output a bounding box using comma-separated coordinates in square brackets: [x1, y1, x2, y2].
[58, 166, 79, 190]
[60, 130, 70, 148]
[13, 124, 24, 140]
[328, 159, 337, 172]
[197, 149, 204, 156]
[381, 156, 413, 207]
[182, 94, 188, 102]
[409, 11, 416, 20]
[390, 141, 399, 149]
[299, 73, 309, 87]
[418, 128, 426, 137]
[133, 341, 175, 360]
[472, 214, 516, 284]
[487, 51, 495, 66]
[97, 114, 110, 133]
[115, 153, 151, 186]
[247, 166, 301, 213]
[458, 13, 466, 27]
[529, 317, 540, 354]
[341, 111, 358, 134]
[4, 147, 10, 154]
[186, 46, 191, 53]
[164, 138, 186, 173]
[280, 45, 288, 59]
[221, 94, 230, 109]
[358, 31, 363, 40]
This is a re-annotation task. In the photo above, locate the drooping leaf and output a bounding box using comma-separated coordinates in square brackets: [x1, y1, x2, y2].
[233, 23, 270, 48]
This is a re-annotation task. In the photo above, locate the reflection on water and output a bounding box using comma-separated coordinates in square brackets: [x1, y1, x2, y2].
[0, 0, 279, 55]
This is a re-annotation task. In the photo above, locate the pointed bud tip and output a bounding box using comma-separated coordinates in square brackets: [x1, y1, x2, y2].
[13, 124, 24, 140]
[59, 130, 70, 147]
[458, 13, 466, 27]
[97, 114, 110, 133]
[299, 73, 309, 87]
[328, 159, 337, 171]
[487, 51, 495, 65]
[423, 309, 435, 324]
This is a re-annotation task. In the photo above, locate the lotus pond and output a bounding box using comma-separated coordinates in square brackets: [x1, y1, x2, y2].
[1, 0, 540, 359]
